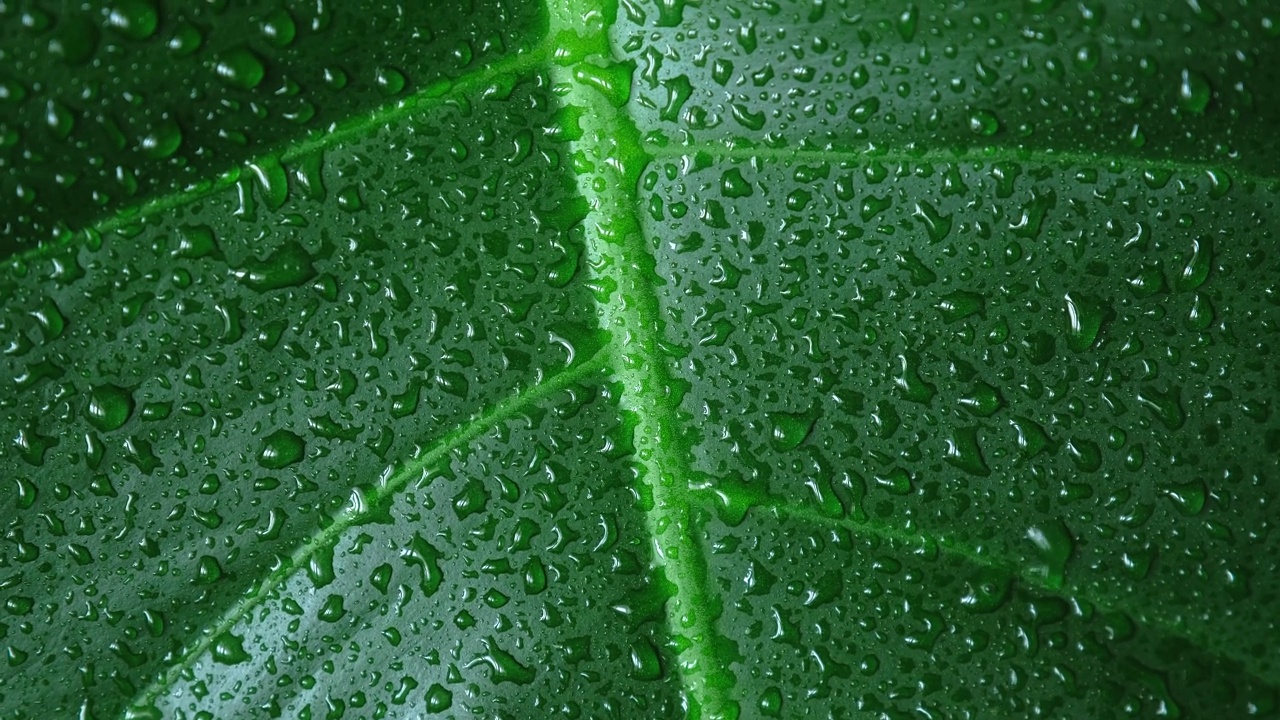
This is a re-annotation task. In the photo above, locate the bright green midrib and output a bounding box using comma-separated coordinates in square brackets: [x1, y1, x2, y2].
[644, 140, 1280, 188]
[690, 487, 1280, 690]
[546, 0, 737, 715]
[118, 352, 610, 716]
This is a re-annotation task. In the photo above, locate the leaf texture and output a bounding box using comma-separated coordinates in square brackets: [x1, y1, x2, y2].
[1, 0, 1279, 718]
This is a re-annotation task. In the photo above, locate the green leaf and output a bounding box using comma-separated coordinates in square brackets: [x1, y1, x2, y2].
[2, 0, 1279, 718]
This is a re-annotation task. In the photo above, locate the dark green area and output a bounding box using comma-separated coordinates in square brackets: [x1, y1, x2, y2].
[0, 0, 547, 254]
[615, 0, 1280, 175]
[154, 378, 684, 719]
[642, 151, 1280, 684]
[0, 71, 603, 718]
[702, 509, 1277, 718]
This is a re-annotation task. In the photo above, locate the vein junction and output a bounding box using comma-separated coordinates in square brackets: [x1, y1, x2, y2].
[543, 0, 739, 716]
[121, 353, 610, 716]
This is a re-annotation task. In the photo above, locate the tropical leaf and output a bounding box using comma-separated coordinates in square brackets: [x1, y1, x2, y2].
[1, 0, 1278, 718]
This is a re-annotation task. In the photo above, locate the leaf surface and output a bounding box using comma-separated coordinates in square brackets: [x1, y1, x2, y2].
[2, 0, 1279, 718]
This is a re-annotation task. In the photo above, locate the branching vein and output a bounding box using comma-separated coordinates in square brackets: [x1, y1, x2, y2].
[119, 352, 610, 717]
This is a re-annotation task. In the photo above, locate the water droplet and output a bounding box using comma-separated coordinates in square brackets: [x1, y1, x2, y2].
[1186, 291, 1215, 331]
[873, 467, 912, 495]
[247, 156, 289, 210]
[375, 66, 407, 96]
[260, 9, 297, 47]
[0, 79, 27, 103]
[895, 4, 919, 41]
[107, 0, 159, 40]
[1178, 68, 1212, 114]
[307, 546, 336, 588]
[173, 224, 219, 259]
[233, 241, 317, 291]
[290, 151, 327, 201]
[1065, 437, 1102, 472]
[167, 22, 203, 56]
[425, 683, 454, 712]
[629, 638, 664, 680]
[848, 96, 880, 124]
[894, 352, 936, 403]
[47, 16, 99, 65]
[86, 384, 134, 431]
[211, 632, 250, 665]
[957, 382, 1003, 417]
[944, 427, 990, 476]
[968, 109, 1000, 136]
[44, 100, 75, 140]
[139, 117, 182, 159]
[467, 638, 536, 685]
[401, 533, 444, 596]
[29, 297, 66, 341]
[1174, 237, 1213, 292]
[574, 61, 633, 108]
[318, 594, 346, 622]
[195, 555, 224, 584]
[913, 201, 952, 242]
[214, 47, 266, 90]
[768, 407, 820, 451]
[935, 290, 984, 323]
[959, 567, 1012, 613]
[258, 429, 305, 469]
[336, 186, 364, 212]
[1024, 520, 1074, 589]
[1063, 292, 1105, 352]
[758, 687, 783, 717]
[452, 478, 489, 519]
[1161, 480, 1207, 516]
[1136, 386, 1185, 430]
[720, 168, 754, 198]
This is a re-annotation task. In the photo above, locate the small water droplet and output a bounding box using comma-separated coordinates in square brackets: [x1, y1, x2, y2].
[375, 66, 407, 96]
[214, 47, 266, 90]
[107, 0, 159, 40]
[968, 109, 1000, 136]
[1178, 68, 1212, 114]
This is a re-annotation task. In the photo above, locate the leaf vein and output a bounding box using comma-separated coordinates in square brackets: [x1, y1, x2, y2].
[702, 489, 1280, 692]
[119, 352, 610, 716]
[9, 41, 555, 273]
[645, 140, 1280, 187]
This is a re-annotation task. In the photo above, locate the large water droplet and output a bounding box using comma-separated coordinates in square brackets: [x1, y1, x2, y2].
[214, 47, 266, 90]
[86, 384, 134, 431]
[258, 429, 305, 469]
[1025, 520, 1074, 589]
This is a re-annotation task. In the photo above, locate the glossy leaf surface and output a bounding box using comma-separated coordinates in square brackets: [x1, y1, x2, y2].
[1, 0, 1278, 718]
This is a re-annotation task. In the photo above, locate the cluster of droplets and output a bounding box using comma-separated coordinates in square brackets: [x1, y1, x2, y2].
[0, 73, 605, 718]
[611, 0, 1280, 172]
[698, 510, 1278, 717]
[0, 0, 544, 252]
[2, 0, 1280, 717]
[147, 381, 684, 720]
[641, 148, 1280, 708]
